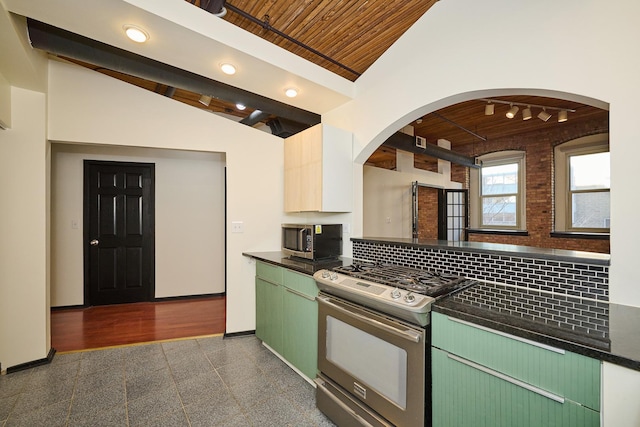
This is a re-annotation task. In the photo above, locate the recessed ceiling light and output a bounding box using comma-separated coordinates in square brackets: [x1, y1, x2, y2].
[220, 63, 236, 75]
[285, 88, 298, 98]
[123, 24, 149, 43]
[236, 103, 246, 110]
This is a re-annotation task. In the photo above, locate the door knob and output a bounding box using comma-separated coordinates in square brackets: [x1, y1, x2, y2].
[90, 239, 99, 246]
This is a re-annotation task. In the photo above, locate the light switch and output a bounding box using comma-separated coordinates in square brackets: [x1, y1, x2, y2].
[231, 221, 244, 233]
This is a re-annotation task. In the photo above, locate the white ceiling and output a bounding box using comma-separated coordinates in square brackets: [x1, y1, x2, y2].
[1, 0, 356, 114]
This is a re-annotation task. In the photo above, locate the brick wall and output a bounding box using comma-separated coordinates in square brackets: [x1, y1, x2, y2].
[367, 116, 609, 253]
[456, 117, 610, 253]
[409, 116, 610, 253]
[418, 186, 439, 239]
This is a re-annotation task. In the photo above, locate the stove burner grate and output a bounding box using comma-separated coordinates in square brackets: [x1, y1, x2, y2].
[333, 263, 471, 297]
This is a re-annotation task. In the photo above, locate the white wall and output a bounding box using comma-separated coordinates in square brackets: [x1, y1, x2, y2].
[46, 60, 284, 334]
[363, 160, 462, 238]
[324, 0, 640, 307]
[50, 144, 226, 306]
[0, 87, 49, 369]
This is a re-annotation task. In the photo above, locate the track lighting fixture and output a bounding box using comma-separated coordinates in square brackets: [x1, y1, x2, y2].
[538, 109, 552, 122]
[480, 98, 575, 123]
[485, 103, 495, 115]
[558, 110, 568, 122]
[506, 105, 519, 119]
[199, 95, 212, 106]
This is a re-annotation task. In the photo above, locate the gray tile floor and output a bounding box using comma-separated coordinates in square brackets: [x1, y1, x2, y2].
[0, 335, 337, 426]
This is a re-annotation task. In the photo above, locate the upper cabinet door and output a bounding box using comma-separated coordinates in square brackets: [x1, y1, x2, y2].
[284, 123, 353, 212]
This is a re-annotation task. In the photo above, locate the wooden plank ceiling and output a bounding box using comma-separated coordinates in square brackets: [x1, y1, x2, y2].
[61, 1, 608, 163]
[192, 0, 438, 81]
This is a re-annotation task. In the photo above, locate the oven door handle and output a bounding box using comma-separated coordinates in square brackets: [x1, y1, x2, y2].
[317, 296, 422, 343]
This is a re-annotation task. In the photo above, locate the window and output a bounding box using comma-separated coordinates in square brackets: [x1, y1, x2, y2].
[470, 151, 526, 230]
[555, 135, 610, 232]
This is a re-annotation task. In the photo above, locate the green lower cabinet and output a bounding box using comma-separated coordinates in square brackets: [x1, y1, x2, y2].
[432, 312, 600, 411]
[255, 277, 283, 355]
[432, 348, 599, 427]
[282, 285, 318, 379]
[255, 263, 319, 380]
[282, 269, 319, 379]
[431, 312, 601, 427]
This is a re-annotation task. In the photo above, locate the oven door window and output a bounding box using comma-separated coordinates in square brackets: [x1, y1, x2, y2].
[326, 316, 407, 408]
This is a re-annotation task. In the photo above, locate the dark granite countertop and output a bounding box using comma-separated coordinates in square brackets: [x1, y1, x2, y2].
[353, 237, 610, 266]
[243, 251, 353, 275]
[433, 280, 640, 371]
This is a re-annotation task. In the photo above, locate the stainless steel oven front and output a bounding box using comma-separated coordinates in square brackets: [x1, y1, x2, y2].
[315, 292, 429, 427]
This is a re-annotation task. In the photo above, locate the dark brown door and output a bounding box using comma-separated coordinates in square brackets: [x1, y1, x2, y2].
[84, 161, 155, 306]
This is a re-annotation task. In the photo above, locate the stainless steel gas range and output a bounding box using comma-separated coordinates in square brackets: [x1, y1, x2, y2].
[313, 261, 476, 427]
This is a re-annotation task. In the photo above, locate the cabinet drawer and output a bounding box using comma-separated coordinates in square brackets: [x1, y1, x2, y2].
[283, 269, 318, 299]
[432, 312, 600, 410]
[256, 261, 283, 285]
[432, 347, 600, 427]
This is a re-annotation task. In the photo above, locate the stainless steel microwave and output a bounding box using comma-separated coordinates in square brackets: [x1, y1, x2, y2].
[282, 224, 342, 260]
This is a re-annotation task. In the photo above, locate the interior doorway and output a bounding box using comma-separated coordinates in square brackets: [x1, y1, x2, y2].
[412, 182, 468, 241]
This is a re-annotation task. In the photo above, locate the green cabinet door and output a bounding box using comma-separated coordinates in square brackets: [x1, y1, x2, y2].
[255, 277, 283, 354]
[432, 312, 600, 411]
[255, 263, 319, 380]
[432, 347, 600, 427]
[283, 270, 319, 379]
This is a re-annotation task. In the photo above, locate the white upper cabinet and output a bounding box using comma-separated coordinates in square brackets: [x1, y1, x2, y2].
[284, 123, 353, 212]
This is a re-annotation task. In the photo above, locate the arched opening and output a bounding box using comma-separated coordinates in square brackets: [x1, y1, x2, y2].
[362, 91, 610, 253]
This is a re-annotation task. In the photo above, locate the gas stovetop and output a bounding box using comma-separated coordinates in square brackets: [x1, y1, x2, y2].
[332, 262, 470, 297]
[313, 262, 476, 326]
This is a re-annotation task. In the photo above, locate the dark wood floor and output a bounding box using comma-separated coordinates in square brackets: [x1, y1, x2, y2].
[51, 296, 226, 353]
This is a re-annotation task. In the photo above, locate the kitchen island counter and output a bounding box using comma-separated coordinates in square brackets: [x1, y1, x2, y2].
[433, 280, 640, 371]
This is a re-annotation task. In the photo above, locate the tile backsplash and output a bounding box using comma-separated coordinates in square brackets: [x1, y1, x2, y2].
[352, 240, 609, 301]
[449, 281, 609, 340]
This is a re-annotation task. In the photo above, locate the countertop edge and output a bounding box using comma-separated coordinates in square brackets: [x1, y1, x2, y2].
[243, 251, 352, 276]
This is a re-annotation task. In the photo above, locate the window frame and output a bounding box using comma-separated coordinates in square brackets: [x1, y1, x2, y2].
[554, 134, 610, 233]
[470, 150, 526, 231]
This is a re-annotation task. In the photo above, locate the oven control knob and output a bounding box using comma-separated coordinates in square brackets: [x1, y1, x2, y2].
[404, 292, 416, 303]
[321, 270, 330, 278]
[390, 288, 401, 299]
[329, 272, 338, 281]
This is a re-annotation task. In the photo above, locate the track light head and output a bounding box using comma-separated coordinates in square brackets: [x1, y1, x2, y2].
[538, 109, 552, 122]
[506, 105, 519, 119]
[485, 103, 495, 115]
[522, 106, 532, 120]
[558, 110, 568, 122]
[199, 95, 212, 107]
